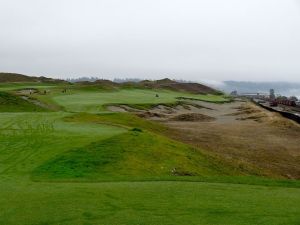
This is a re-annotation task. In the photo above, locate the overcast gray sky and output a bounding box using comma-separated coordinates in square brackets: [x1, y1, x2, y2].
[1, 0, 300, 82]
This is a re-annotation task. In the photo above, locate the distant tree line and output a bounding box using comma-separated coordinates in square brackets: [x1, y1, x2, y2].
[65, 77, 194, 84]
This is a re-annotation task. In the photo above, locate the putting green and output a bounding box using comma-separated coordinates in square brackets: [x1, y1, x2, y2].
[52, 89, 227, 112]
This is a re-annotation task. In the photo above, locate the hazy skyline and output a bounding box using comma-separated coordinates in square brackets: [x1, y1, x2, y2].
[1, 0, 300, 82]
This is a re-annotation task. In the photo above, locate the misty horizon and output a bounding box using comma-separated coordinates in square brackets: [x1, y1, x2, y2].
[1, 0, 300, 82]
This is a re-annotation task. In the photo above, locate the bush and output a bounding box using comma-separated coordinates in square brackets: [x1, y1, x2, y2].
[131, 127, 143, 132]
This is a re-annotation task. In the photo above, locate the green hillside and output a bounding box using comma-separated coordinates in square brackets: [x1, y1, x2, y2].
[33, 129, 235, 181]
[0, 78, 299, 225]
[0, 92, 48, 112]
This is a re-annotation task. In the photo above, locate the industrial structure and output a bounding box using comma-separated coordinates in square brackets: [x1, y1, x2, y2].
[231, 89, 300, 123]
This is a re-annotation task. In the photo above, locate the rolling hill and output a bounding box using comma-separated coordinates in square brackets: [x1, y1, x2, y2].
[0, 73, 299, 225]
[0, 72, 68, 83]
[0, 91, 48, 112]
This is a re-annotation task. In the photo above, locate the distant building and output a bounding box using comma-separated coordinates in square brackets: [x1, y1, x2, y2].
[270, 89, 275, 100]
[239, 92, 269, 98]
[289, 96, 298, 101]
[230, 90, 238, 96]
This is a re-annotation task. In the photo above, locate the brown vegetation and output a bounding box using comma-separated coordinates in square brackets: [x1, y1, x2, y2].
[163, 101, 300, 179]
[110, 99, 300, 179]
[79, 78, 220, 94]
[139, 78, 220, 94]
[170, 113, 215, 122]
[0, 73, 67, 83]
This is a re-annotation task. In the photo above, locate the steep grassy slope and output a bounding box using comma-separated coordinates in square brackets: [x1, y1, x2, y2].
[0, 92, 48, 112]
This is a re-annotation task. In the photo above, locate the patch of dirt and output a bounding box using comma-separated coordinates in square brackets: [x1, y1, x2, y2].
[16, 89, 39, 95]
[170, 113, 215, 122]
[107, 105, 143, 113]
[136, 111, 166, 119]
[225, 104, 269, 122]
[231, 107, 261, 115]
[171, 167, 195, 176]
[108, 101, 218, 122]
[236, 115, 266, 122]
[151, 105, 176, 114]
[20, 96, 51, 110]
[106, 105, 127, 112]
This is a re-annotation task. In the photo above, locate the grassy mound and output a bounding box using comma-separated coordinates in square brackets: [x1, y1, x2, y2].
[0, 92, 48, 112]
[33, 129, 237, 181]
[33, 112, 261, 181]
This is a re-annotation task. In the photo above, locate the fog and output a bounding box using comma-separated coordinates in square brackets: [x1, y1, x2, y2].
[1, 0, 300, 81]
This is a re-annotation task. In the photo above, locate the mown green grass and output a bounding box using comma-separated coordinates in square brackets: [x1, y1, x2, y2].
[0, 180, 300, 225]
[64, 112, 168, 133]
[0, 112, 126, 175]
[0, 82, 228, 112]
[52, 89, 228, 112]
[0, 83, 300, 225]
[0, 82, 58, 91]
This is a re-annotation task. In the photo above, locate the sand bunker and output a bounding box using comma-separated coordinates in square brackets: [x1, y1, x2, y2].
[170, 113, 215, 122]
[136, 111, 166, 118]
